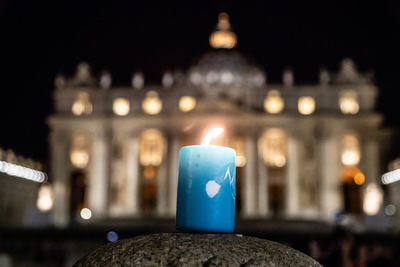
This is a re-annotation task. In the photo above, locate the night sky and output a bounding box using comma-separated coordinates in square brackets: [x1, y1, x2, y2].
[1, 0, 400, 162]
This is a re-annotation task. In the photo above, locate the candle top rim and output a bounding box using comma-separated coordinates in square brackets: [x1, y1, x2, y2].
[180, 145, 236, 154]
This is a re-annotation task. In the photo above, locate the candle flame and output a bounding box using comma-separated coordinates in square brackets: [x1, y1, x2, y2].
[201, 127, 224, 145]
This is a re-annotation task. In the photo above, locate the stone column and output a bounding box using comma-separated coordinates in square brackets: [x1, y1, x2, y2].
[363, 139, 380, 184]
[168, 135, 179, 216]
[243, 134, 257, 217]
[285, 136, 300, 217]
[125, 136, 140, 215]
[50, 130, 69, 228]
[157, 154, 168, 216]
[88, 129, 110, 218]
[319, 134, 342, 219]
[258, 154, 268, 216]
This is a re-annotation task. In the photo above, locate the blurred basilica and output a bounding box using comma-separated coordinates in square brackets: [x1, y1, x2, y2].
[49, 13, 389, 228]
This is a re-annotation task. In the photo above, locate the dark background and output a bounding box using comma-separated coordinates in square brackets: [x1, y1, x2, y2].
[1, 0, 399, 161]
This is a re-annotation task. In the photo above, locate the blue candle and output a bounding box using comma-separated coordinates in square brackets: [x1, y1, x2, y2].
[176, 144, 236, 232]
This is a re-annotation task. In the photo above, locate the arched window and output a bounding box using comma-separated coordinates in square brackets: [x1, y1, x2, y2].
[259, 129, 287, 168]
[341, 134, 361, 166]
[70, 135, 90, 169]
[139, 129, 166, 215]
[259, 129, 287, 215]
[340, 134, 363, 214]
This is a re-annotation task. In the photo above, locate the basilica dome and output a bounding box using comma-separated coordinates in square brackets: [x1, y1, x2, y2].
[187, 13, 266, 99]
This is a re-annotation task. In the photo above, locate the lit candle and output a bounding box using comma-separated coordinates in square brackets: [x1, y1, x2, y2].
[176, 127, 236, 232]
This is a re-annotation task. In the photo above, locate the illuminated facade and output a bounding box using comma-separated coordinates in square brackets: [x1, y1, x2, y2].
[49, 13, 385, 227]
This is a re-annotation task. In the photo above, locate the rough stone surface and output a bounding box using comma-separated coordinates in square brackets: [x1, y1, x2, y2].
[74, 233, 321, 267]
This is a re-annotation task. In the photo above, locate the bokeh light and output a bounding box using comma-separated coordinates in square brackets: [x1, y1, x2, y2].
[339, 91, 359, 115]
[113, 98, 130, 116]
[354, 172, 365, 185]
[142, 91, 162, 115]
[264, 90, 284, 114]
[70, 150, 89, 169]
[363, 183, 383, 216]
[298, 96, 315, 115]
[80, 208, 92, 220]
[179, 96, 196, 112]
[37, 184, 54, 212]
[106, 231, 119, 242]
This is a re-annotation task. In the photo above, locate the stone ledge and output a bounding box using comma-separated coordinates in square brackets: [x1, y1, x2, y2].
[74, 233, 321, 266]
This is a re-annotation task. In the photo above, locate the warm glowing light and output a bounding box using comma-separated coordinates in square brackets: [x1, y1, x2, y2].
[340, 166, 365, 184]
[80, 208, 92, 220]
[354, 172, 365, 185]
[139, 129, 165, 166]
[264, 90, 284, 114]
[37, 184, 53, 212]
[341, 135, 360, 166]
[179, 96, 196, 112]
[339, 91, 359, 114]
[70, 150, 89, 168]
[142, 91, 162, 115]
[259, 129, 287, 167]
[231, 137, 246, 167]
[382, 169, 400, 184]
[72, 101, 85, 115]
[0, 160, 46, 183]
[72, 92, 92, 116]
[209, 13, 237, 49]
[201, 127, 224, 146]
[298, 96, 315, 115]
[363, 183, 383, 216]
[341, 151, 360, 166]
[113, 98, 130, 116]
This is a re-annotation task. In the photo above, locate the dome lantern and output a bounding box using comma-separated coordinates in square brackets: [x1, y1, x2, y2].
[209, 13, 237, 49]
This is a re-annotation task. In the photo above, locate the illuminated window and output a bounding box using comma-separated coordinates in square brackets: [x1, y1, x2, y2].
[341, 135, 360, 166]
[189, 72, 202, 85]
[179, 96, 196, 112]
[220, 71, 233, 84]
[339, 91, 359, 114]
[132, 72, 144, 89]
[142, 91, 162, 115]
[70, 135, 89, 168]
[209, 13, 237, 49]
[259, 129, 287, 167]
[264, 90, 284, 114]
[298, 96, 315, 115]
[72, 92, 92, 116]
[113, 97, 130, 116]
[231, 137, 246, 167]
[162, 72, 174, 88]
[139, 129, 165, 166]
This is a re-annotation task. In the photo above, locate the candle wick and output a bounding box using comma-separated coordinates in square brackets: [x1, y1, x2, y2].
[201, 127, 224, 145]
